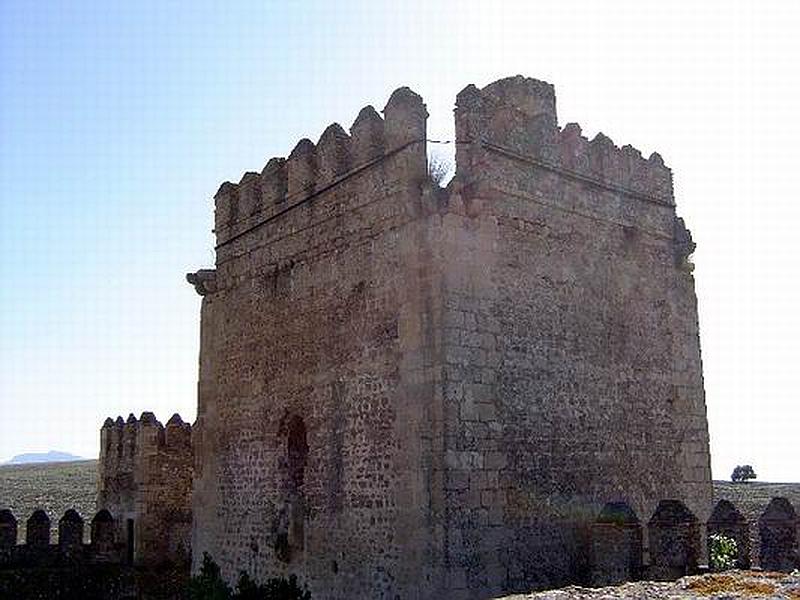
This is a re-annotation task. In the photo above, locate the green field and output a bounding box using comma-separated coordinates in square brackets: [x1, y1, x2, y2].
[0, 460, 97, 542]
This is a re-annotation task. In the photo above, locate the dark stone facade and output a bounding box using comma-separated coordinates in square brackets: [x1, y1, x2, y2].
[0, 508, 189, 599]
[589, 502, 643, 586]
[97, 412, 193, 567]
[759, 497, 798, 572]
[647, 500, 701, 580]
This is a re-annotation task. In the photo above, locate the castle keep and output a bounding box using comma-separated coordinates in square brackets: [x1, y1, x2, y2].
[185, 75, 712, 598]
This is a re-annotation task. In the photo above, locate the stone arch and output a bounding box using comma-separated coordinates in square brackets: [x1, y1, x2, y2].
[758, 497, 798, 572]
[707, 499, 750, 568]
[590, 501, 643, 586]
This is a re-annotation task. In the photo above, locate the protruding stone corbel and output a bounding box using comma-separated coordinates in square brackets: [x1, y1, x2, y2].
[673, 217, 696, 272]
[186, 269, 217, 296]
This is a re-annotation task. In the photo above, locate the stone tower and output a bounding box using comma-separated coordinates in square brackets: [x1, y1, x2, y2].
[189, 75, 712, 599]
[97, 412, 193, 566]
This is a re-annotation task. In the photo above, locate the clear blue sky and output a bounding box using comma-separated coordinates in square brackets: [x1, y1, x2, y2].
[1, 1, 798, 481]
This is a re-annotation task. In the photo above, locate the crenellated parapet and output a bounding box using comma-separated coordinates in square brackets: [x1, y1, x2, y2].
[97, 412, 193, 567]
[589, 496, 799, 586]
[99, 412, 191, 480]
[0, 508, 122, 568]
[201, 74, 689, 304]
[455, 75, 674, 206]
[455, 75, 557, 167]
[212, 87, 428, 250]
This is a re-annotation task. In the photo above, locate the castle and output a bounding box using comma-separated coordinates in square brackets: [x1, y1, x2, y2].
[185, 74, 714, 597]
[3, 75, 749, 597]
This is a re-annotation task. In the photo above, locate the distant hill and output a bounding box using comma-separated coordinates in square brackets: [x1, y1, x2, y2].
[6, 451, 84, 465]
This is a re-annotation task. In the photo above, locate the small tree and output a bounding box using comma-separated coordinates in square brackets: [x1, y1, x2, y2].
[188, 552, 232, 600]
[188, 554, 311, 600]
[234, 571, 311, 600]
[731, 465, 757, 483]
[709, 533, 738, 571]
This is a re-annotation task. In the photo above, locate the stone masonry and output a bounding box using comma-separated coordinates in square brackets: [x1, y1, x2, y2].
[187, 75, 713, 599]
[97, 412, 193, 567]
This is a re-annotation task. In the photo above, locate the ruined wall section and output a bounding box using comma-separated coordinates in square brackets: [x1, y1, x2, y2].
[437, 76, 712, 595]
[98, 415, 138, 543]
[193, 88, 448, 599]
[98, 412, 193, 566]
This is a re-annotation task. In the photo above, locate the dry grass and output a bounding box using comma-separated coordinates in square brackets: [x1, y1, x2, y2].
[685, 573, 777, 596]
[0, 460, 97, 542]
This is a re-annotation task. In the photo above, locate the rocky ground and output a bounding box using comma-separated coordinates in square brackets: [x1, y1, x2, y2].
[505, 571, 800, 599]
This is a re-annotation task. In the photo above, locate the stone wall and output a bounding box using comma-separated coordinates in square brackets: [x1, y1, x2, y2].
[0, 507, 121, 566]
[588, 497, 798, 584]
[0, 508, 190, 599]
[435, 76, 712, 596]
[98, 412, 193, 567]
[191, 87, 445, 599]
[190, 75, 713, 599]
[713, 480, 800, 569]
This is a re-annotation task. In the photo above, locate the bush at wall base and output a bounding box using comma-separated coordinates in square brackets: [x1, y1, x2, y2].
[188, 553, 311, 600]
[709, 533, 738, 572]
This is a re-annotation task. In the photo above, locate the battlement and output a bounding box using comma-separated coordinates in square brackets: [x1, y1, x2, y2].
[213, 86, 428, 249]
[590, 495, 799, 584]
[205, 75, 677, 279]
[455, 75, 674, 205]
[98, 412, 193, 567]
[99, 411, 191, 468]
[0, 507, 121, 566]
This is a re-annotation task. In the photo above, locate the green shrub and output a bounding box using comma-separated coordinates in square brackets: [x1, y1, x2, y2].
[188, 553, 233, 600]
[709, 533, 738, 571]
[188, 553, 311, 600]
[238, 573, 311, 600]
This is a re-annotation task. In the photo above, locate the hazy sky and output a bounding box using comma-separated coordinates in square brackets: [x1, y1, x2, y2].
[1, 1, 797, 481]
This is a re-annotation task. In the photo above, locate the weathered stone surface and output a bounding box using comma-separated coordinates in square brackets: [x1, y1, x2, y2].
[647, 501, 702, 580]
[57, 509, 84, 549]
[713, 480, 800, 569]
[758, 497, 799, 572]
[186, 269, 217, 296]
[97, 412, 192, 567]
[189, 75, 712, 599]
[0, 510, 16, 550]
[590, 502, 643, 586]
[90, 509, 116, 555]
